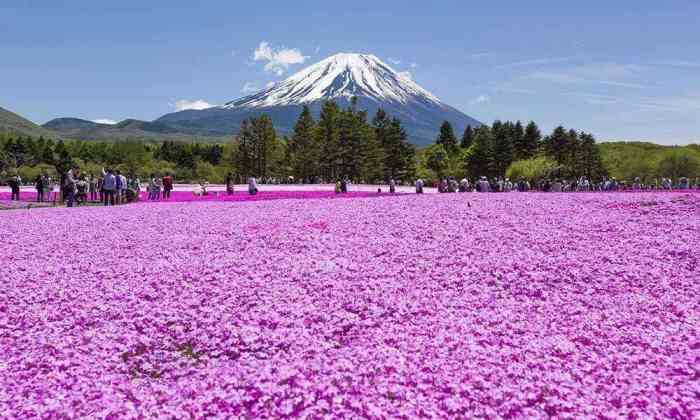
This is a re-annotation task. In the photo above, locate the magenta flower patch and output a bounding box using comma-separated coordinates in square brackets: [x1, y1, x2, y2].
[0, 192, 698, 418]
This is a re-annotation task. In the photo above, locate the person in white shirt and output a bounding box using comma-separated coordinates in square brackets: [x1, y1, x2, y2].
[248, 177, 258, 195]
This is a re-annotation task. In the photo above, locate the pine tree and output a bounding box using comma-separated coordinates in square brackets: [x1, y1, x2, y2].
[461, 125, 475, 149]
[436, 121, 458, 155]
[289, 105, 319, 181]
[510, 121, 527, 160]
[316, 101, 341, 181]
[374, 109, 414, 181]
[465, 126, 494, 178]
[578, 132, 605, 180]
[543, 126, 569, 164]
[522, 121, 541, 159]
[491, 120, 514, 177]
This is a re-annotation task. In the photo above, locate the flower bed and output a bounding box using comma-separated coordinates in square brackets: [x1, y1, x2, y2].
[0, 193, 698, 417]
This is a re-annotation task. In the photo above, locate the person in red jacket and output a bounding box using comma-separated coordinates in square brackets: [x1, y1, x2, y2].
[162, 173, 173, 199]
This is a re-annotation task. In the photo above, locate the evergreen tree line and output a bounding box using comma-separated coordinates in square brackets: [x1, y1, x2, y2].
[2, 110, 698, 186]
[422, 120, 607, 182]
[231, 100, 416, 183]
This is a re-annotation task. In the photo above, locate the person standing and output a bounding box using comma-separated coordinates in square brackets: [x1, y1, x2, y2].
[248, 176, 258, 195]
[35, 174, 45, 202]
[415, 178, 424, 194]
[89, 174, 98, 201]
[114, 170, 124, 204]
[162, 172, 173, 200]
[63, 167, 78, 207]
[389, 179, 396, 194]
[8, 174, 21, 201]
[101, 168, 116, 206]
[225, 172, 235, 195]
[478, 176, 490, 192]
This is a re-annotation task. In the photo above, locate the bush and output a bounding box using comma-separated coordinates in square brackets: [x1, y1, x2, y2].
[506, 157, 562, 182]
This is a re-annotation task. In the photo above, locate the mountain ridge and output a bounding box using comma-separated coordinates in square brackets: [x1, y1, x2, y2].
[158, 53, 481, 145]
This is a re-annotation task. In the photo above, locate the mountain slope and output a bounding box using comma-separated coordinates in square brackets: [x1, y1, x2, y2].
[158, 53, 481, 145]
[43, 117, 228, 143]
[0, 106, 62, 139]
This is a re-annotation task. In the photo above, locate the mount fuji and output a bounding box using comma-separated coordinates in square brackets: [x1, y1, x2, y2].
[157, 53, 481, 145]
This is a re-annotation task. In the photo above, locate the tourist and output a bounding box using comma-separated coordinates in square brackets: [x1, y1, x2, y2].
[76, 175, 89, 205]
[35, 173, 45, 202]
[63, 167, 78, 207]
[148, 174, 159, 200]
[248, 176, 258, 195]
[199, 179, 209, 196]
[477, 176, 490, 192]
[340, 177, 349, 193]
[335, 180, 342, 193]
[225, 172, 235, 195]
[89, 174, 98, 201]
[114, 170, 124, 204]
[101, 168, 117, 206]
[162, 172, 173, 200]
[551, 179, 563, 192]
[7, 174, 21, 201]
[126, 175, 140, 202]
[389, 179, 396, 193]
[415, 178, 424, 194]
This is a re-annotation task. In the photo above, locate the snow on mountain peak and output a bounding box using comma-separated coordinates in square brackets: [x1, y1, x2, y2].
[223, 53, 443, 109]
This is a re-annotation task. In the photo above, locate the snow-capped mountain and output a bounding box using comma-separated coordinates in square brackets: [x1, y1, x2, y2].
[157, 53, 481, 145]
[223, 53, 442, 108]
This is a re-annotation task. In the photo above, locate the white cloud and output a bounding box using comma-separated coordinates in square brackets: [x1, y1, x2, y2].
[410, 63, 418, 69]
[314, 45, 321, 54]
[173, 99, 213, 111]
[92, 119, 117, 125]
[253, 41, 308, 76]
[241, 82, 260, 94]
[471, 95, 491, 104]
[527, 63, 647, 88]
[397, 71, 412, 80]
[265, 81, 276, 88]
[388, 57, 401, 65]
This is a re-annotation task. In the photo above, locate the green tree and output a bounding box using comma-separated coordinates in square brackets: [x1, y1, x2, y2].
[289, 105, 319, 181]
[424, 143, 449, 179]
[521, 121, 541, 160]
[464, 126, 494, 178]
[656, 149, 700, 179]
[436, 121, 458, 155]
[316, 101, 342, 180]
[460, 125, 475, 149]
[491, 120, 514, 177]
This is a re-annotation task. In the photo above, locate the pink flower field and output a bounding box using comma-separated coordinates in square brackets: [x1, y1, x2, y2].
[1, 192, 698, 418]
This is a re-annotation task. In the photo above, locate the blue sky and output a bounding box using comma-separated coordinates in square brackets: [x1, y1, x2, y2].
[2, 1, 699, 144]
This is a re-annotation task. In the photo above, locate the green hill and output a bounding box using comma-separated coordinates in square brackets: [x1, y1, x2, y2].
[0, 106, 61, 139]
[599, 141, 700, 180]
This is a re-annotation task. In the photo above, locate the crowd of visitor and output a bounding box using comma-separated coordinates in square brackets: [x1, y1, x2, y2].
[419, 176, 700, 193]
[4, 170, 700, 207]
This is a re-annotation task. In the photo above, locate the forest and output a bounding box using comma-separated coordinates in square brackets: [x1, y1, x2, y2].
[2, 100, 699, 185]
